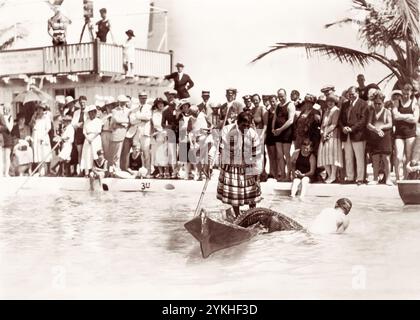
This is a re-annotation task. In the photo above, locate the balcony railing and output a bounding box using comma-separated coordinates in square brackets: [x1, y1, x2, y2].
[0, 41, 172, 78]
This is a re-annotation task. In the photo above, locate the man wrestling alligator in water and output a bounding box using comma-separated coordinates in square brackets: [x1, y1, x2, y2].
[233, 198, 352, 234]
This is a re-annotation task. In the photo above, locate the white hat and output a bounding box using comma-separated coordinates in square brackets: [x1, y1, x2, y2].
[104, 96, 115, 105]
[65, 96, 75, 105]
[85, 105, 98, 113]
[56, 95, 66, 105]
[95, 99, 105, 108]
[117, 94, 130, 103]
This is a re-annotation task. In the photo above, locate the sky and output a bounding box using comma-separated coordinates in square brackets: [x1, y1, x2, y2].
[1, 0, 394, 103]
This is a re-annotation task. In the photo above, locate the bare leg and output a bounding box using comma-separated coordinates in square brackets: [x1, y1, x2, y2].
[371, 154, 380, 181]
[275, 142, 285, 180]
[404, 137, 416, 179]
[291, 178, 301, 197]
[324, 165, 332, 183]
[282, 143, 292, 181]
[300, 176, 310, 198]
[394, 139, 404, 180]
[383, 155, 392, 185]
[232, 206, 240, 217]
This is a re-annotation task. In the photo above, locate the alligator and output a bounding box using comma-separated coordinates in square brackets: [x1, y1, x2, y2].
[234, 207, 304, 233]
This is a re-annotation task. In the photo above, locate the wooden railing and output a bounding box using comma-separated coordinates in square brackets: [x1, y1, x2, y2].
[44, 43, 95, 74]
[0, 41, 172, 78]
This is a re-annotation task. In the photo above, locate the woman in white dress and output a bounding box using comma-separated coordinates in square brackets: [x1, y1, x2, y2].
[151, 98, 169, 178]
[30, 104, 52, 176]
[80, 105, 103, 175]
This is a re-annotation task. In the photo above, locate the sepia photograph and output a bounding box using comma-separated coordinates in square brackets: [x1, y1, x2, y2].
[0, 0, 420, 303]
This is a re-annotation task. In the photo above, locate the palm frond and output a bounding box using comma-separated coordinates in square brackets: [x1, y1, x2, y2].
[325, 18, 364, 29]
[252, 42, 377, 67]
[0, 35, 24, 51]
[388, 0, 420, 42]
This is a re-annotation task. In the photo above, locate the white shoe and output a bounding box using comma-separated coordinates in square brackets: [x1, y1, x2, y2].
[368, 180, 378, 185]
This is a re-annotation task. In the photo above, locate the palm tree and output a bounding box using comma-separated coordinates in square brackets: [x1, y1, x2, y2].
[252, 0, 420, 88]
[0, 1, 27, 51]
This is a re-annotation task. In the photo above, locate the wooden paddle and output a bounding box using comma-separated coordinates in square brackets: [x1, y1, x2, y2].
[192, 104, 232, 217]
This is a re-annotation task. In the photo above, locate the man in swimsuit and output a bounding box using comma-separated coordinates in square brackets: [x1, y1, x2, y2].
[48, 6, 71, 46]
[308, 198, 352, 234]
[96, 8, 115, 43]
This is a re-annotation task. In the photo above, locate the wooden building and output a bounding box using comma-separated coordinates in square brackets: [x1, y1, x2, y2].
[0, 40, 173, 115]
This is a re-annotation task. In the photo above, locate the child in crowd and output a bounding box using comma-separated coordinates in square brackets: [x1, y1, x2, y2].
[89, 149, 112, 190]
[127, 145, 143, 178]
[11, 138, 33, 176]
[55, 115, 75, 176]
[290, 139, 316, 198]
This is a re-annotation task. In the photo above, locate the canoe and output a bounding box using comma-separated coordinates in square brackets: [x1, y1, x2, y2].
[397, 180, 420, 205]
[184, 210, 258, 258]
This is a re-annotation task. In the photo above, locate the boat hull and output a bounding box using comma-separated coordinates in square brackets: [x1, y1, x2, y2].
[397, 180, 420, 205]
[184, 211, 258, 258]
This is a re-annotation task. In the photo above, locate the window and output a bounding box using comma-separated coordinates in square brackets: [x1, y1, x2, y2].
[55, 88, 75, 98]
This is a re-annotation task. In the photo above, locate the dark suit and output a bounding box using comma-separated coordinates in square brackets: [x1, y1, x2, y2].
[339, 98, 369, 182]
[339, 99, 369, 142]
[164, 72, 194, 99]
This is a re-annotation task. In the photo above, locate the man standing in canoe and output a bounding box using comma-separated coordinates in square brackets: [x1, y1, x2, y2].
[216, 112, 263, 218]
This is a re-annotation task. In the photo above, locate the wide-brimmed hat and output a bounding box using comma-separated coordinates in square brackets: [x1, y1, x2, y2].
[117, 94, 130, 103]
[201, 90, 210, 96]
[138, 91, 148, 98]
[85, 105, 98, 113]
[126, 29, 135, 37]
[226, 88, 237, 95]
[153, 97, 168, 108]
[321, 85, 335, 93]
[65, 96, 75, 106]
[242, 95, 252, 101]
[178, 99, 191, 108]
[175, 62, 184, 68]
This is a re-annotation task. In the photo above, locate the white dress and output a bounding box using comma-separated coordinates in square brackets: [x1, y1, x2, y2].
[151, 111, 168, 167]
[32, 116, 52, 163]
[58, 125, 75, 161]
[80, 118, 103, 170]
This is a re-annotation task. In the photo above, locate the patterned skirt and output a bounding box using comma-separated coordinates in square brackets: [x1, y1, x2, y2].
[317, 136, 343, 168]
[217, 164, 262, 207]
